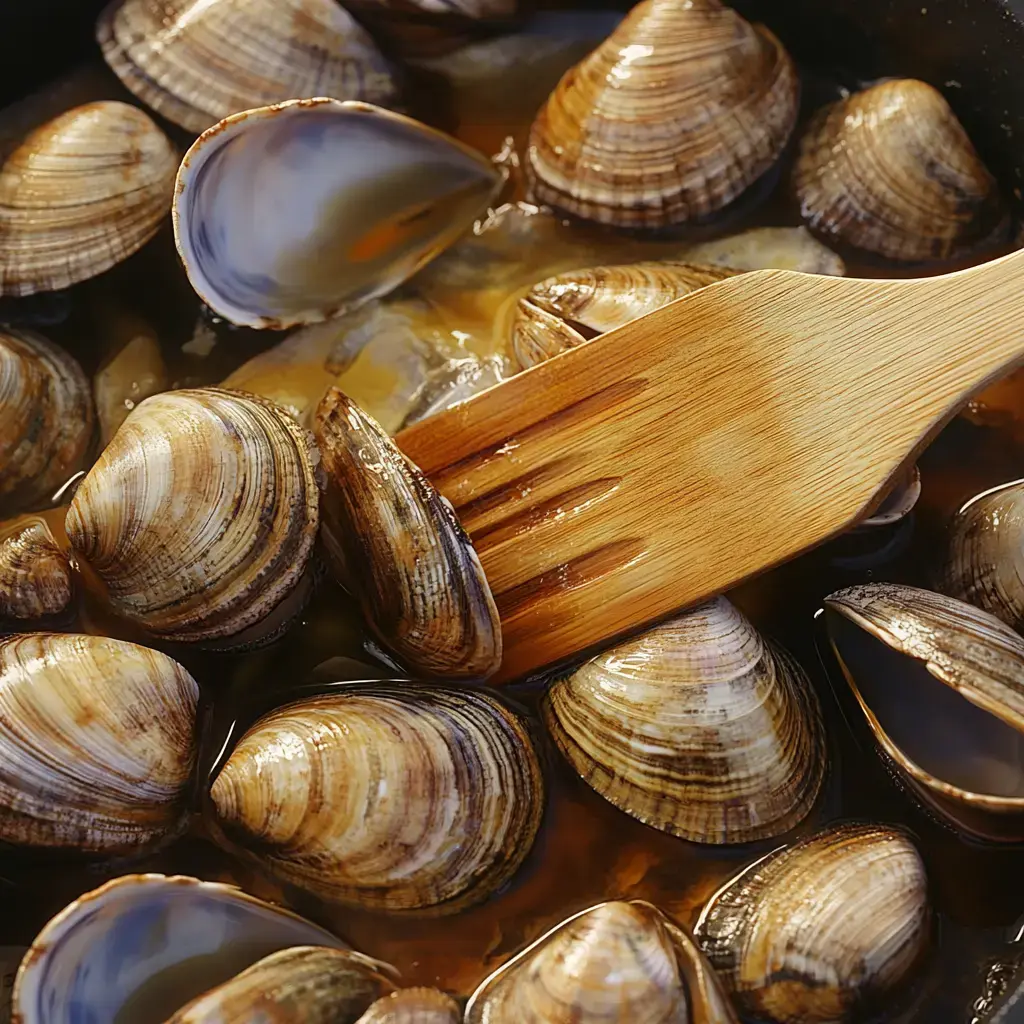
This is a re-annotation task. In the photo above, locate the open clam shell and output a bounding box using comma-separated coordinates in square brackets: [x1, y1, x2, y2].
[209, 683, 544, 912]
[543, 597, 826, 844]
[465, 899, 738, 1023]
[66, 388, 320, 649]
[526, 0, 799, 228]
[0, 633, 198, 852]
[793, 79, 1008, 262]
[13, 874, 351, 1024]
[173, 99, 502, 329]
[825, 583, 1024, 841]
[356, 988, 462, 1023]
[314, 386, 500, 679]
[0, 102, 177, 296]
[98, 0, 401, 134]
[694, 823, 930, 1023]
[0, 515, 73, 621]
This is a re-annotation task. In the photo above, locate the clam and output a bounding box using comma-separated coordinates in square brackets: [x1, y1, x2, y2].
[694, 823, 930, 1023]
[680, 226, 846, 275]
[525, 0, 800, 228]
[13, 873, 353, 1024]
[825, 583, 1024, 841]
[173, 99, 502, 329]
[0, 633, 197, 851]
[939, 478, 1024, 634]
[511, 262, 737, 369]
[97, 0, 401, 134]
[0, 515, 73, 620]
[65, 388, 320, 649]
[314, 386, 500, 679]
[164, 946, 398, 1023]
[0, 328, 93, 517]
[356, 988, 462, 1023]
[209, 683, 544, 912]
[793, 78, 1008, 261]
[543, 596, 825, 844]
[0, 102, 178, 296]
[465, 899, 739, 1023]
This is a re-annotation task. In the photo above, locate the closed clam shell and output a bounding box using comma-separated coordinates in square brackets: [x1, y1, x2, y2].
[97, 0, 401, 134]
[512, 262, 737, 369]
[0, 102, 177, 296]
[0, 328, 93, 516]
[209, 684, 544, 912]
[65, 388, 320, 648]
[465, 899, 738, 1023]
[939, 478, 1024, 634]
[13, 873, 351, 1024]
[0, 633, 198, 851]
[173, 99, 502, 330]
[314, 386, 500, 679]
[526, 0, 800, 228]
[543, 597, 825, 844]
[793, 79, 1007, 261]
[694, 824, 930, 1023]
[164, 946, 398, 1023]
[0, 516, 73, 620]
[825, 583, 1024, 841]
[356, 988, 462, 1023]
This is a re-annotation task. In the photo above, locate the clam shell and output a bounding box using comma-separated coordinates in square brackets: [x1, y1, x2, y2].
[0, 516, 73, 620]
[13, 873, 350, 1024]
[543, 597, 825, 844]
[97, 0, 401, 134]
[66, 388, 320, 648]
[694, 824, 930, 1023]
[526, 0, 799, 228]
[512, 261, 737, 369]
[0, 102, 177, 296]
[164, 946, 398, 1023]
[0, 633, 197, 851]
[825, 583, 1024, 841]
[314, 386, 500, 679]
[356, 988, 462, 1023]
[210, 684, 544, 912]
[465, 899, 738, 1023]
[173, 99, 502, 330]
[793, 79, 1007, 262]
[0, 328, 94, 516]
[939, 478, 1024, 634]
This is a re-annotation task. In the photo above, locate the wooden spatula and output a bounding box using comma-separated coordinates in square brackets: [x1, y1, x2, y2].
[395, 249, 1024, 683]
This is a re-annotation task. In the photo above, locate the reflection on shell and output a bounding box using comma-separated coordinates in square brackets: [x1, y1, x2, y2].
[164, 946, 398, 1023]
[314, 386, 500, 679]
[210, 684, 544, 912]
[0, 516, 73, 620]
[0, 102, 177, 296]
[526, 0, 799, 227]
[66, 388, 320, 648]
[356, 987, 463, 1023]
[97, 0, 401, 133]
[695, 824, 930, 1023]
[466, 899, 738, 1023]
[0, 633, 198, 851]
[543, 597, 825, 843]
[793, 79, 1007, 261]
[0, 328, 93, 517]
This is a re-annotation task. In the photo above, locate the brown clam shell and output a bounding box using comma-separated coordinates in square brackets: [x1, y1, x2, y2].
[526, 0, 800, 228]
[793, 78, 1007, 261]
[0, 516, 73, 620]
[356, 988, 462, 1023]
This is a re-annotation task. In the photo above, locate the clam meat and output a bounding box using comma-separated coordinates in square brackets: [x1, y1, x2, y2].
[173, 99, 502, 329]
[98, 0, 401, 134]
[0, 515, 73, 621]
[314, 386, 500, 678]
[66, 388, 320, 649]
[209, 683, 544, 912]
[694, 823, 930, 1023]
[680, 226, 847, 275]
[466, 899, 738, 1023]
[0, 633, 198, 851]
[526, 0, 800, 228]
[356, 988, 463, 1023]
[825, 582, 1024, 841]
[793, 78, 1007, 261]
[543, 596, 825, 843]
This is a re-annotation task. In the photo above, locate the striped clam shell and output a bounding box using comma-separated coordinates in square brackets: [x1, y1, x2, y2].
[0, 516, 73, 620]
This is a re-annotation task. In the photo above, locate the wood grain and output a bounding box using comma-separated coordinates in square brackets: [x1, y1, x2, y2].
[396, 249, 1024, 682]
